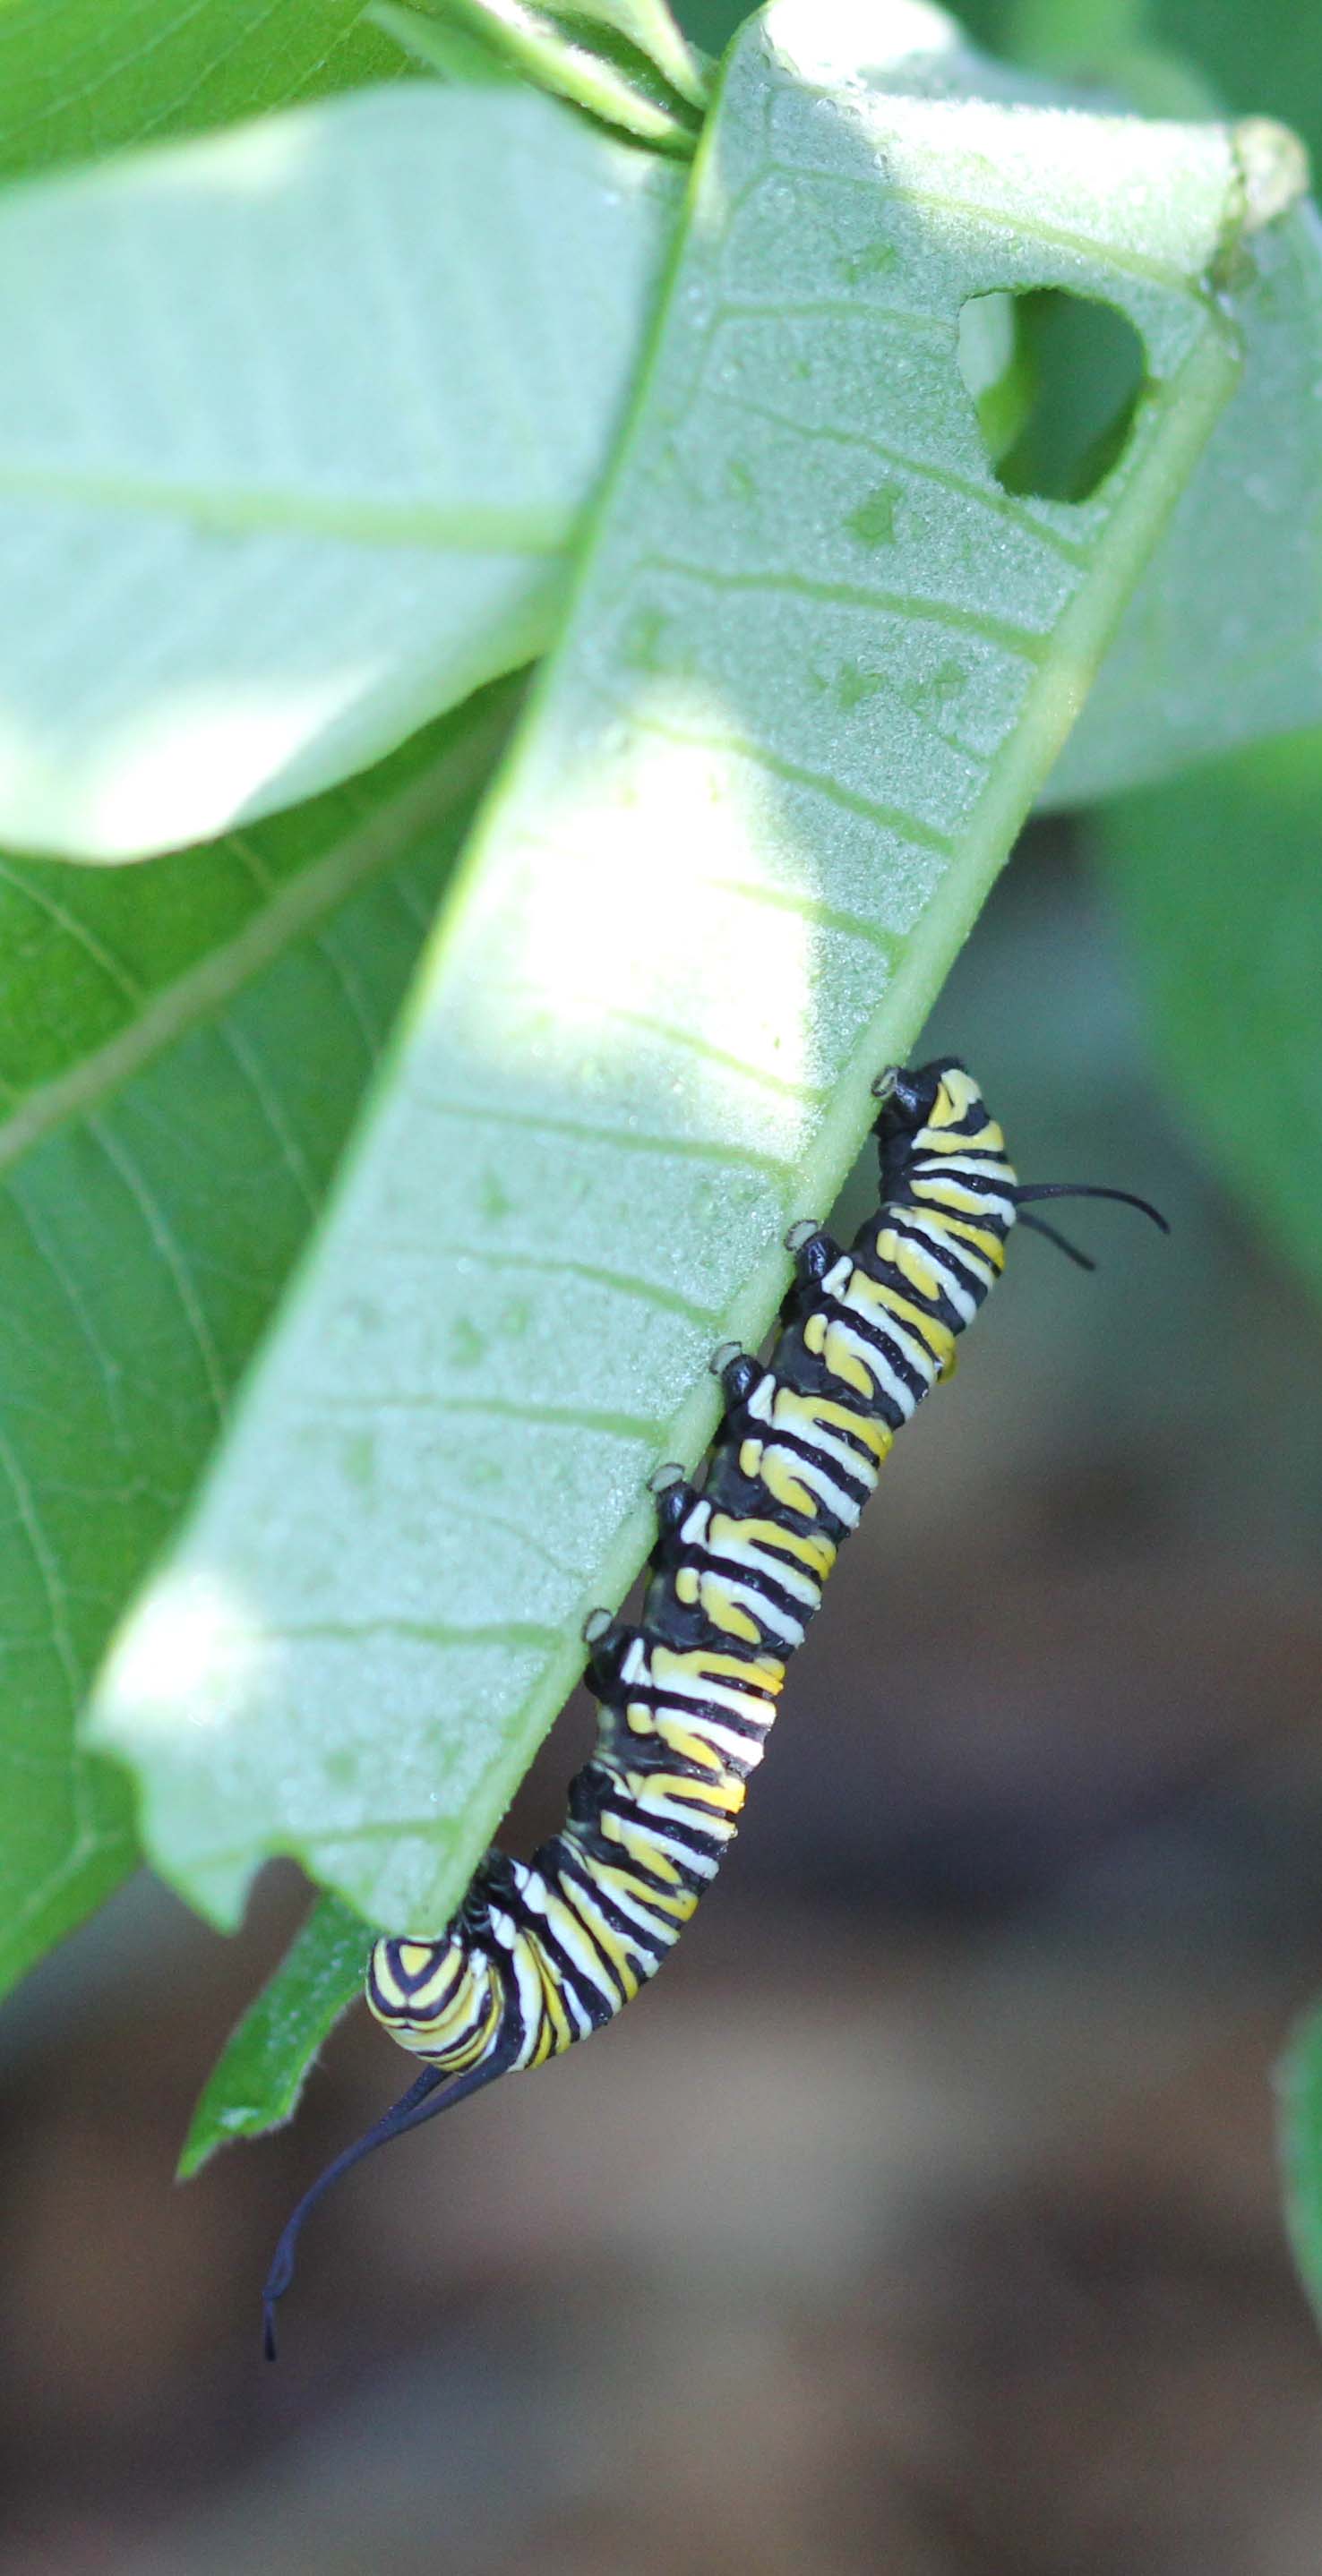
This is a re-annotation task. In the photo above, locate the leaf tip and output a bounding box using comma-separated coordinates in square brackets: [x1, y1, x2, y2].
[1232, 117, 1311, 238]
[177, 2100, 269, 2180]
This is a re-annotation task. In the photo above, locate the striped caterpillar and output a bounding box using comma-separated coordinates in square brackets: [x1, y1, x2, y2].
[262, 1059, 1163, 2352]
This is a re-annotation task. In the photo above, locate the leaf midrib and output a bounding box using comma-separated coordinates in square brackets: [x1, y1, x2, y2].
[0, 455, 569, 553]
[0, 688, 515, 1179]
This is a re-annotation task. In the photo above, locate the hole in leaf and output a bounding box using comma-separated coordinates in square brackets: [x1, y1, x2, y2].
[958, 288, 1146, 503]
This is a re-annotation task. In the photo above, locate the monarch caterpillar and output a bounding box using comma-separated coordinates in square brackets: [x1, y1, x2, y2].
[262, 1059, 1163, 2354]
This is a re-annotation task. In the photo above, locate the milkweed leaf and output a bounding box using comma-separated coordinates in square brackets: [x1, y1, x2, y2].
[90, 0, 1249, 1941]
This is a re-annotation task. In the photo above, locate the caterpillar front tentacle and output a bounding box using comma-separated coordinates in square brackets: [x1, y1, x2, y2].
[784, 1221, 840, 1287]
[648, 1468, 700, 1546]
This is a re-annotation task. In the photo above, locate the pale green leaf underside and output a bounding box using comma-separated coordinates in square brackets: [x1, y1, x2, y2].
[178, 1893, 370, 2176]
[89, 0, 1246, 1937]
[0, 679, 521, 1998]
[0, 84, 679, 860]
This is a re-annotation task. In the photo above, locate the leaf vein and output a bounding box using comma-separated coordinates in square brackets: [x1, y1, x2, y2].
[0, 696, 511, 1179]
[624, 706, 959, 858]
[440, 1239, 722, 1327]
[712, 389, 1091, 564]
[638, 552, 1049, 656]
[86, 1117, 228, 1425]
[420, 1096, 794, 1177]
[604, 1006, 831, 1104]
[315, 1391, 661, 1439]
[0, 456, 569, 554]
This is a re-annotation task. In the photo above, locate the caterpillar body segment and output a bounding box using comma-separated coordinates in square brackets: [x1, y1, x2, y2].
[262, 1057, 1030, 2350]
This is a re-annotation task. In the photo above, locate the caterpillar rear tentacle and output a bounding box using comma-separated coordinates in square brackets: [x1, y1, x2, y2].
[261, 1057, 1160, 2351]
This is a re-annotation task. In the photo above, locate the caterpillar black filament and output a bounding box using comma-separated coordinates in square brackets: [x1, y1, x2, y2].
[262, 1059, 1164, 2353]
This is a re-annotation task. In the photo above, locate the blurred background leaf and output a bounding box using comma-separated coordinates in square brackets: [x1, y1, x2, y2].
[0, 0, 428, 182]
[1279, 1996, 1322, 2334]
[1096, 730, 1322, 1305]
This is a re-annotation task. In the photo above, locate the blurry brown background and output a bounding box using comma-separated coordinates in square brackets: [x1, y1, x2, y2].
[3, 826, 1320, 2574]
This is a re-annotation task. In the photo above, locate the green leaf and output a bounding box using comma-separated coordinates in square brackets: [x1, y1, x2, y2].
[1092, 723, 1322, 1301]
[373, 0, 701, 145]
[1049, 186, 1322, 805]
[1004, 0, 1149, 72]
[1277, 1991, 1322, 2333]
[90, 0, 1248, 1939]
[0, 84, 681, 860]
[0, 0, 416, 184]
[0, 675, 522, 1996]
[178, 1893, 370, 2177]
[1152, 0, 1322, 170]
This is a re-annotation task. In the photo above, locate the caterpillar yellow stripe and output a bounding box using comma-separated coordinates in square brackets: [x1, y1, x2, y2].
[263, 1057, 1164, 2351]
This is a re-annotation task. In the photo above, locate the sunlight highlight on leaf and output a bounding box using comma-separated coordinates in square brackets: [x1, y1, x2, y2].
[98, 1573, 274, 1741]
[475, 717, 819, 1119]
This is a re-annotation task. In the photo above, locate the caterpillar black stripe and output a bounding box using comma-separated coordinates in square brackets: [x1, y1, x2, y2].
[262, 1059, 1164, 2352]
